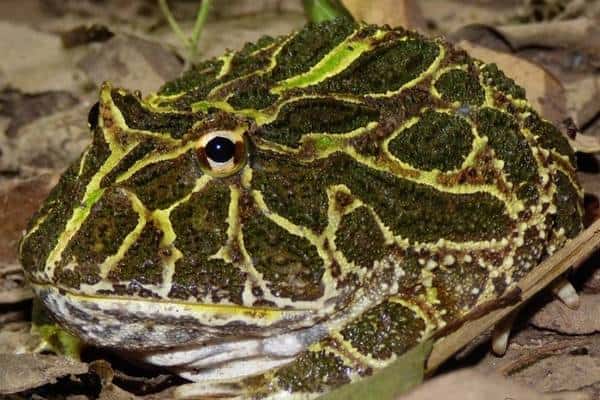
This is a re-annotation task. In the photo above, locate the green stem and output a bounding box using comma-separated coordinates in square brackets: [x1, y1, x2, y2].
[189, 0, 213, 61]
[158, 0, 213, 66]
[158, 0, 189, 48]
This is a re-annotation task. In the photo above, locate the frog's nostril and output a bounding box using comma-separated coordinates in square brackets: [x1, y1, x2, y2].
[87, 101, 100, 130]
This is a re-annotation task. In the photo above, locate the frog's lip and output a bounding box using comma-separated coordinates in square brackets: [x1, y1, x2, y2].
[32, 283, 314, 315]
[32, 284, 319, 350]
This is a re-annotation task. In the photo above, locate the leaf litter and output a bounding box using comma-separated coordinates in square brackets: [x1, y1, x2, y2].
[0, 1, 599, 399]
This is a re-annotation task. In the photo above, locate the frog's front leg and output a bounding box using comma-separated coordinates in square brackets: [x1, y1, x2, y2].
[169, 337, 365, 400]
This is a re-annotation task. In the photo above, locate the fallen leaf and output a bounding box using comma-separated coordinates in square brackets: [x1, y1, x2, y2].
[99, 384, 139, 400]
[511, 354, 600, 393]
[0, 353, 88, 394]
[0, 22, 84, 93]
[0, 265, 31, 304]
[0, 174, 59, 304]
[400, 369, 590, 400]
[0, 322, 36, 354]
[60, 24, 114, 48]
[419, 0, 521, 35]
[0, 88, 78, 137]
[342, 0, 427, 31]
[495, 18, 600, 59]
[212, 0, 303, 18]
[0, 104, 91, 171]
[530, 293, 600, 335]
[77, 34, 183, 96]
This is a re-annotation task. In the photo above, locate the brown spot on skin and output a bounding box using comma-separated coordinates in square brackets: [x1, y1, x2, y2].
[330, 260, 341, 278]
[341, 301, 425, 360]
[334, 191, 353, 209]
[492, 274, 508, 296]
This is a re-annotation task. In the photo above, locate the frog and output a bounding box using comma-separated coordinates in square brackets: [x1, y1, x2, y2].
[19, 18, 583, 399]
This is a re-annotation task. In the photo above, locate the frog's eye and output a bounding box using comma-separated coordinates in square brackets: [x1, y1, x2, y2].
[197, 130, 246, 177]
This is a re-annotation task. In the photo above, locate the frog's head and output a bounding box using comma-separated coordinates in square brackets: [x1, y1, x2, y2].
[19, 82, 383, 350]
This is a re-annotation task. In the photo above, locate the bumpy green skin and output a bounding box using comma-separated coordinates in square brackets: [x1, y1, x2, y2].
[20, 19, 583, 398]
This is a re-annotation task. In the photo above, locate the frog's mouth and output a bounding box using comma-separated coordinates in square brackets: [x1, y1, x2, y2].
[33, 284, 322, 351]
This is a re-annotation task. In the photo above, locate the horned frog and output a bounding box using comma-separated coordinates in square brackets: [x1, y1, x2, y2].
[19, 19, 583, 399]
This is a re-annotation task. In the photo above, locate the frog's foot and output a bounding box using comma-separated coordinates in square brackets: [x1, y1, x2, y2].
[492, 277, 580, 355]
[551, 277, 580, 309]
[491, 312, 517, 356]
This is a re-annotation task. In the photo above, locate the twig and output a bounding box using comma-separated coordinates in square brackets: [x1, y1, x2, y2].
[158, 0, 213, 66]
[189, 0, 213, 62]
[158, 0, 188, 48]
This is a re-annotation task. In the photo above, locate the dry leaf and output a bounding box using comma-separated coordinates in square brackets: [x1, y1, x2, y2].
[400, 369, 590, 400]
[342, 0, 427, 31]
[0, 105, 91, 171]
[419, 0, 520, 35]
[77, 34, 183, 96]
[530, 293, 600, 334]
[0, 89, 78, 137]
[495, 18, 600, 58]
[0, 353, 88, 394]
[99, 384, 139, 400]
[511, 354, 600, 393]
[0, 174, 60, 304]
[0, 22, 83, 93]
[0, 322, 36, 354]
[458, 39, 568, 124]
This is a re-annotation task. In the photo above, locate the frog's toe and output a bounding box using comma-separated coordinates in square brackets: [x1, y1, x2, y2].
[491, 313, 518, 356]
[551, 277, 580, 309]
[174, 380, 243, 399]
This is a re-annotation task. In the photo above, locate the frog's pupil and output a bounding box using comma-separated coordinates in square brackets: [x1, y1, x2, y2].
[206, 136, 235, 163]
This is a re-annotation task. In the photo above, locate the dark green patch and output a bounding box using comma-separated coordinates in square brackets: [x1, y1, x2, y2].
[159, 58, 223, 96]
[21, 165, 81, 276]
[252, 152, 330, 233]
[169, 182, 244, 302]
[276, 349, 351, 393]
[553, 171, 583, 238]
[314, 38, 439, 95]
[54, 264, 101, 289]
[476, 107, 539, 202]
[432, 258, 488, 319]
[101, 140, 157, 187]
[57, 188, 139, 287]
[121, 151, 201, 210]
[434, 69, 484, 105]
[512, 226, 546, 281]
[341, 301, 425, 360]
[20, 128, 111, 275]
[271, 19, 357, 82]
[108, 223, 163, 285]
[169, 258, 245, 304]
[225, 36, 278, 81]
[481, 64, 525, 99]
[227, 76, 278, 110]
[111, 91, 197, 139]
[254, 150, 511, 243]
[388, 109, 474, 171]
[525, 114, 576, 165]
[171, 182, 230, 257]
[243, 213, 324, 300]
[396, 250, 424, 294]
[335, 206, 387, 269]
[260, 98, 379, 148]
